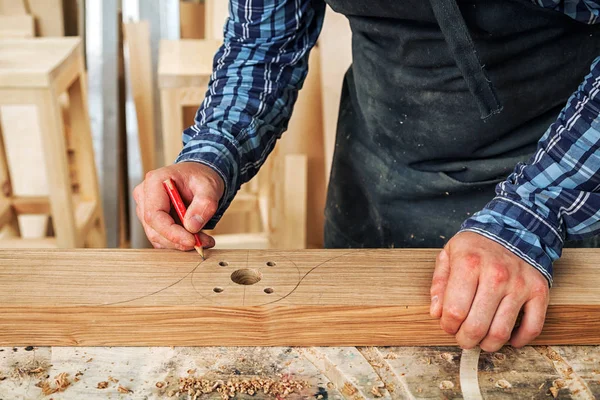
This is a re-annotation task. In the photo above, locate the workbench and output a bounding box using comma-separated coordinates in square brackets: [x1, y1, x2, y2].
[0, 248, 598, 398]
[1, 345, 599, 398]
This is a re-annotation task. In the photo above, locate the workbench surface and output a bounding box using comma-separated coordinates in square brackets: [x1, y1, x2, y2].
[1, 345, 598, 399]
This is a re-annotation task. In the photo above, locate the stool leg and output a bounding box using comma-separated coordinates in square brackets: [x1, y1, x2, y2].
[67, 75, 106, 247]
[0, 109, 20, 238]
[35, 89, 78, 247]
[160, 88, 184, 166]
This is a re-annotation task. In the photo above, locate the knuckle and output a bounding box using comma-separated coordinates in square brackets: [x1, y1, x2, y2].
[463, 322, 487, 340]
[462, 253, 482, 273]
[444, 305, 468, 322]
[144, 170, 155, 181]
[430, 277, 446, 292]
[531, 281, 549, 298]
[439, 320, 457, 335]
[524, 326, 543, 338]
[489, 263, 510, 286]
[143, 209, 154, 225]
[488, 328, 511, 343]
[512, 276, 526, 292]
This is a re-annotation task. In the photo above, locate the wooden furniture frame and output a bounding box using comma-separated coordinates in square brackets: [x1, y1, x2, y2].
[0, 38, 105, 248]
[0, 248, 597, 346]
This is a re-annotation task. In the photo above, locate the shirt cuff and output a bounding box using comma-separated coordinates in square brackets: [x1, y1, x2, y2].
[459, 197, 564, 286]
[175, 130, 241, 230]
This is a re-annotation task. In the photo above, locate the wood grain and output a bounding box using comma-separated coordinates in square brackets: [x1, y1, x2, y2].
[0, 248, 598, 346]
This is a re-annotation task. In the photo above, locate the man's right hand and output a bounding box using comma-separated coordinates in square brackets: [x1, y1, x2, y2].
[133, 162, 225, 251]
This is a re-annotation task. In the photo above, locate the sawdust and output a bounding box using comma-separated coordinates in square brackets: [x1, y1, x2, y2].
[439, 380, 454, 390]
[118, 385, 133, 393]
[342, 382, 357, 395]
[35, 372, 70, 395]
[383, 353, 398, 360]
[495, 379, 512, 389]
[166, 375, 308, 400]
[11, 359, 50, 380]
[370, 385, 384, 397]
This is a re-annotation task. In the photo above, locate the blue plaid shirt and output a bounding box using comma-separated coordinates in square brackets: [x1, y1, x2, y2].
[176, 0, 600, 284]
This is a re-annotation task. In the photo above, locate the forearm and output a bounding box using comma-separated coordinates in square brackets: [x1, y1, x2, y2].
[462, 55, 600, 284]
[176, 0, 325, 228]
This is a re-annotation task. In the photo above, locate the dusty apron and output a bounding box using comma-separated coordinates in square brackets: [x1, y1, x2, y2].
[323, 0, 600, 248]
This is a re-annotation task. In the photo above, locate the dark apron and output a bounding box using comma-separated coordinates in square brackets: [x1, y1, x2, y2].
[323, 0, 600, 249]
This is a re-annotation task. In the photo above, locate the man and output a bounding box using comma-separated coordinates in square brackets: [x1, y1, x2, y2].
[134, 0, 600, 351]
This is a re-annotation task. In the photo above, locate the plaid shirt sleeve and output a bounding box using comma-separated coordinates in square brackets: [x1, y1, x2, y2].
[461, 56, 600, 285]
[175, 0, 325, 229]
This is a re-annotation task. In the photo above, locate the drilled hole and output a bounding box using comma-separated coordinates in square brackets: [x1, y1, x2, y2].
[230, 269, 262, 285]
[219, 261, 228, 267]
[266, 261, 276, 267]
[264, 288, 274, 294]
[213, 287, 223, 293]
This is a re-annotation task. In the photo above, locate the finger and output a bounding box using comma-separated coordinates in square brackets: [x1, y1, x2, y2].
[198, 232, 216, 249]
[439, 253, 480, 335]
[143, 178, 196, 247]
[455, 264, 510, 349]
[183, 195, 218, 233]
[510, 295, 547, 348]
[430, 248, 450, 318]
[479, 295, 524, 352]
[151, 241, 164, 249]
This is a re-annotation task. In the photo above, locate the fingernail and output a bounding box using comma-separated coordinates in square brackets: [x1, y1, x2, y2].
[186, 215, 205, 233]
[430, 295, 438, 314]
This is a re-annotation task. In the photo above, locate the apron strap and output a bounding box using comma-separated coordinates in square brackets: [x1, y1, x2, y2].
[429, 0, 503, 120]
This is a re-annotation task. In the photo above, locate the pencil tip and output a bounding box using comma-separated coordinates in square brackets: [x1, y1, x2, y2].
[195, 246, 205, 260]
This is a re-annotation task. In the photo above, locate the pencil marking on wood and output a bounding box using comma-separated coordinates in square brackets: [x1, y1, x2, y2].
[100, 259, 205, 306]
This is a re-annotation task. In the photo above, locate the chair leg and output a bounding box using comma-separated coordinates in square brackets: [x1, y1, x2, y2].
[35, 89, 78, 247]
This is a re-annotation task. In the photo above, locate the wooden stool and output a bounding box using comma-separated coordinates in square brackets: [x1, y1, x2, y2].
[158, 39, 309, 249]
[0, 38, 105, 248]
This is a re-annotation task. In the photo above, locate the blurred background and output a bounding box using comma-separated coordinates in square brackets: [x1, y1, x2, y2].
[0, 0, 352, 250]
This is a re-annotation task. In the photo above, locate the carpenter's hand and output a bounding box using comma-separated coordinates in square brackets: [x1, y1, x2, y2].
[133, 162, 225, 251]
[430, 231, 550, 351]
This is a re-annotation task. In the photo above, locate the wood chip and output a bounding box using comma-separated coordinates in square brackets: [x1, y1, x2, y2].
[440, 353, 454, 363]
[439, 380, 454, 390]
[97, 381, 109, 389]
[550, 386, 559, 398]
[117, 385, 132, 394]
[156, 381, 165, 388]
[493, 353, 507, 361]
[36, 372, 71, 395]
[371, 386, 383, 397]
[495, 379, 512, 389]
[108, 375, 119, 383]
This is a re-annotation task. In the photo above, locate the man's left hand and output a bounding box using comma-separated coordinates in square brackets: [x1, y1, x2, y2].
[429, 231, 550, 351]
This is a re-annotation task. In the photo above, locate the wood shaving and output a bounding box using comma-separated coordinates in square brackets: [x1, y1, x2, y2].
[493, 353, 507, 361]
[117, 385, 133, 394]
[187, 369, 196, 375]
[156, 381, 165, 388]
[108, 375, 119, 383]
[36, 372, 70, 395]
[97, 381, 109, 389]
[370, 386, 383, 397]
[383, 353, 398, 360]
[549, 386, 559, 398]
[554, 379, 566, 389]
[342, 382, 357, 395]
[439, 380, 454, 390]
[86, 358, 93, 363]
[440, 353, 454, 363]
[167, 375, 308, 400]
[495, 379, 512, 389]
[11, 360, 50, 379]
[546, 349, 561, 361]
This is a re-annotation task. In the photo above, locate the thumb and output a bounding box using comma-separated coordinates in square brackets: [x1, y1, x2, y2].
[183, 194, 218, 233]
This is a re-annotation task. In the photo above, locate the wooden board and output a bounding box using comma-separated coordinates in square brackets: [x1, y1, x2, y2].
[180, 1, 205, 39]
[0, 248, 598, 347]
[26, 0, 65, 37]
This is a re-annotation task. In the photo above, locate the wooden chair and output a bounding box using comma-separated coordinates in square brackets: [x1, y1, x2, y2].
[0, 38, 105, 248]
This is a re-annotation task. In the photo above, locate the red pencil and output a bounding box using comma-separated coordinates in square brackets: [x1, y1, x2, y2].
[162, 178, 205, 259]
